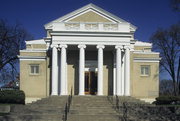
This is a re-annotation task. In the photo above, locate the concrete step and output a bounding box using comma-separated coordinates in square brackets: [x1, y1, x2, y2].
[67, 114, 120, 121]
[1, 96, 155, 121]
[2, 114, 63, 121]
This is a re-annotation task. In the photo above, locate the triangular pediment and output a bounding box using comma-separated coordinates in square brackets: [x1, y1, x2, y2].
[45, 3, 136, 30]
[66, 10, 113, 23]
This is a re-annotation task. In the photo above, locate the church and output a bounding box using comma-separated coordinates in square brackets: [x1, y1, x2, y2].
[18, 4, 160, 103]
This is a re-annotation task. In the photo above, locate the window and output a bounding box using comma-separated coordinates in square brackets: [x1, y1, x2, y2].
[141, 65, 150, 76]
[30, 64, 39, 74]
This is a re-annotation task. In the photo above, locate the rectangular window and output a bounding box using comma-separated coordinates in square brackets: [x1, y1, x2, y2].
[30, 64, 39, 74]
[141, 65, 150, 76]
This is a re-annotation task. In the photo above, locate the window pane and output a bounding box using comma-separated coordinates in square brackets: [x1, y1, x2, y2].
[141, 67, 144, 75]
[141, 65, 150, 76]
[145, 67, 149, 75]
[30, 65, 39, 74]
[35, 66, 39, 73]
[31, 66, 34, 73]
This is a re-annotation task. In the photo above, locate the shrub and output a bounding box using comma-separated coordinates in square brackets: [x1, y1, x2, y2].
[155, 96, 180, 105]
[0, 90, 25, 104]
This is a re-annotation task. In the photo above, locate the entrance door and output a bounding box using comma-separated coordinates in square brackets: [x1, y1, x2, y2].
[85, 71, 97, 95]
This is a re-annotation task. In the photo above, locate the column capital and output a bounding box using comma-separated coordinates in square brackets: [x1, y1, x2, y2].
[124, 46, 131, 50]
[78, 44, 86, 49]
[96, 45, 105, 49]
[59, 44, 67, 48]
[50, 44, 58, 48]
[115, 45, 123, 49]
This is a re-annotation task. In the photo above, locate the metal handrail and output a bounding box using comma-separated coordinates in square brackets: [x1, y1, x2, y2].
[115, 95, 119, 111]
[62, 88, 73, 121]
[122, 102, 127, 121]
[107, 95, 128, 121]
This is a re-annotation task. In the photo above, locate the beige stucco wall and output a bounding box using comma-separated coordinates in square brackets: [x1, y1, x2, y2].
[134, 46, 151, 51]
[26, 44, 46, 49]
[68, 11, 112, 23]
[20, 60, 48, 98]
[130, 52, 159, 99]
[133, 53, 159, 58]
[20, 51, 50, 100]
[67, 51, 78, 95]
[20, 52, 46, 56]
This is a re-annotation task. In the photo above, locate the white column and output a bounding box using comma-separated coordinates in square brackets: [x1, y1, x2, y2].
[97, 45, 105, 95]
[113, 51, 116, 95]
[115, 45, 123, 96]
[124, 46, 130, 96]
[78, 44, 86, 95]
[122, 52, 125, 96]
[59, 44, 67, 95]
[51, 45, 58, 95]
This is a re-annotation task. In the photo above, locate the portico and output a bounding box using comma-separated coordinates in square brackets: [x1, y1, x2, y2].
[44, 3, 135, 96]
[50, 43, 131, 96]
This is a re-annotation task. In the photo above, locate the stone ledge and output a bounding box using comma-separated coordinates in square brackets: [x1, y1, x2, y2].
[140, 98, 155, 103]
[25, 97, 41, 104]
[0, 105, 10, 113]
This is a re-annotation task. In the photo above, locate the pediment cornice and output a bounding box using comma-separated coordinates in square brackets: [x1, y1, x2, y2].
[44, 3, 136, 31]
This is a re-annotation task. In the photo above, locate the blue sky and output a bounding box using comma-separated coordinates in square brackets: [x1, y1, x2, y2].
[0, 0, 179, 42]
[0, 0, 179, 80]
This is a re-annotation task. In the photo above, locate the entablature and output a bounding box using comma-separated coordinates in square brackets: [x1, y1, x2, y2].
[47, 22, 134, 33]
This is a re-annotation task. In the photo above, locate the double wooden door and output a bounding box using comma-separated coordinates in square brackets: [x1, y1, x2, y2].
[85, 71, 97, 95]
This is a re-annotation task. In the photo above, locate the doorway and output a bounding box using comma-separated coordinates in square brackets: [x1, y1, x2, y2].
[85, 71, 97, 95]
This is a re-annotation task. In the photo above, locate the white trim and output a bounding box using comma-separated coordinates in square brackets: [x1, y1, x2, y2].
[18, 56, 46, 61]
[50, 32, 133, 37]
[65, 9, 116, 23]
[134, 41, 152, 46]
[52, 36, 131, 46]
[26, 39, 46, 44]
[134, 58, 161, 63]
[20, 50, 47, 52]
[20, 59, 46, 61]
[133, 51, 160, 55]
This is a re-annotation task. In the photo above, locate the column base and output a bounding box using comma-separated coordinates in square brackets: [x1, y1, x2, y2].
[51, 92, 58, 95]
[78, 92, 85, 95]
[60, 92, 67, 95]
[60, 94, 68, 96]
[116, 93, 123, 96]
[97, 92, 103, 96]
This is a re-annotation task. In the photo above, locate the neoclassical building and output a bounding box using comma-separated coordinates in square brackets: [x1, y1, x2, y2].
[19, 4, 160, 103]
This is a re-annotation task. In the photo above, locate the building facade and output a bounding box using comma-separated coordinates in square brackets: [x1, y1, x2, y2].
[19, 4, 160, 103]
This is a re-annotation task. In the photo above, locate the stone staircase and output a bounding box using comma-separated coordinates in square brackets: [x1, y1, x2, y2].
[2, 96, 177, 121]
[1, 96, 146, 121]
[67, 96, 120, 121]
[0, 96, 68, 121]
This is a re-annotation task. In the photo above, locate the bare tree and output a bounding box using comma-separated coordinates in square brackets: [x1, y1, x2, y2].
[170, 0, 180, 12]
[0, 19, 33, 82]
[151, 24, 180, 95]
[160, 79, 174, 95]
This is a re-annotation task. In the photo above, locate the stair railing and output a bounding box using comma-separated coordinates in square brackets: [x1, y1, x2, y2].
[107, 95, 120, 111]
[115, 95, 119, 111]
[62, 87, 73, 121]
[122, 102, 127, 121]
[107, 95, 128, 121]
